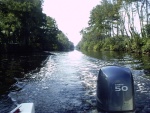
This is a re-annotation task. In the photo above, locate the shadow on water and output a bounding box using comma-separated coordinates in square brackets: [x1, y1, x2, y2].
[0, 52, 51, 112]
[0, 53, 49, 95]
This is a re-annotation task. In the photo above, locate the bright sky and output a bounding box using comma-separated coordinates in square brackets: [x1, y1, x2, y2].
[42, 0, 100, 45]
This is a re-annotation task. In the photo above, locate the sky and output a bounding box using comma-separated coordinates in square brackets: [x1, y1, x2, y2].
[42, 0, 100, 45]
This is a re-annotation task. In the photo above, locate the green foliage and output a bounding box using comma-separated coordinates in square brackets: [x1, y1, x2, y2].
[87, 41, 95, 50]
[129, 33, 143, 52]
[82, 41, 89, 50]
[57, 31, 74, 51]
[0, 0, 74, 53]
[142, 39, 150, 53]
[102, 38, 112, 51]
[77, 0, 150, 55]
[144, 24, 150, 38]
[93, 41, 103, 51]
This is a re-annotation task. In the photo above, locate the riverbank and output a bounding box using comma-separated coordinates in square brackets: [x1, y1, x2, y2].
[76, 36, 150, 56]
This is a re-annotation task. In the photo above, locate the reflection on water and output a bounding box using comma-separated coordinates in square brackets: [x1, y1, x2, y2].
[0, 53, 49, 95]
[0, 50, 150, 113]
[82, 50, 150, 78]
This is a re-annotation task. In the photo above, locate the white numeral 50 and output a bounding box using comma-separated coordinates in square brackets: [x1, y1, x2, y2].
[115, 84, 128, 91]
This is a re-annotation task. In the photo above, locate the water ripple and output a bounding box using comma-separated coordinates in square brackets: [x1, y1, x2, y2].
[4, 51, 150, 112]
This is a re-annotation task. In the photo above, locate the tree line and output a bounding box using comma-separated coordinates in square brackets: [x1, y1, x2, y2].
[0, 0, 74, 53]
[77, 0, 150, 54]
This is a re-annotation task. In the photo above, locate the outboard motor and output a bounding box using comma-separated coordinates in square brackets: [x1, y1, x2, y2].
[97, 66, 135, 113]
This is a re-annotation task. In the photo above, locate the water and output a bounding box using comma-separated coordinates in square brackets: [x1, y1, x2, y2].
[0, 50, 150, 113]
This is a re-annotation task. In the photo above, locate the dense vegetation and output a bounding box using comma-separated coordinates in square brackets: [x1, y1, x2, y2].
[77, 0, 150, 54]
[0, 0, 74, 53]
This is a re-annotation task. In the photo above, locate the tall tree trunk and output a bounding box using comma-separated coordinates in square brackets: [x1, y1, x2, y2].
[146, 0, 148, 25]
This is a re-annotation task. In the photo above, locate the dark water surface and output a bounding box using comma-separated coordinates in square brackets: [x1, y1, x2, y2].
[0, 50, 150, 113]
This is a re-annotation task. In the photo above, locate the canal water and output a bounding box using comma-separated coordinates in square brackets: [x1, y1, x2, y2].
[0, 50, 150, 113]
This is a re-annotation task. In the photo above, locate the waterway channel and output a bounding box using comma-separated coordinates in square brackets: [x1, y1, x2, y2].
[0, 50, 150, 113]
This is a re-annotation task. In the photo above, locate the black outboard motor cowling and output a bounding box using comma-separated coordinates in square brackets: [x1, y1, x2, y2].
[97, 66, 135, 112]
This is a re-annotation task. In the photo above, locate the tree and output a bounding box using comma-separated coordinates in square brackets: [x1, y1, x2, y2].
[77, 0, 150, 54]
[0, 0, 74, 53]
[57, 31, 74, 51]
